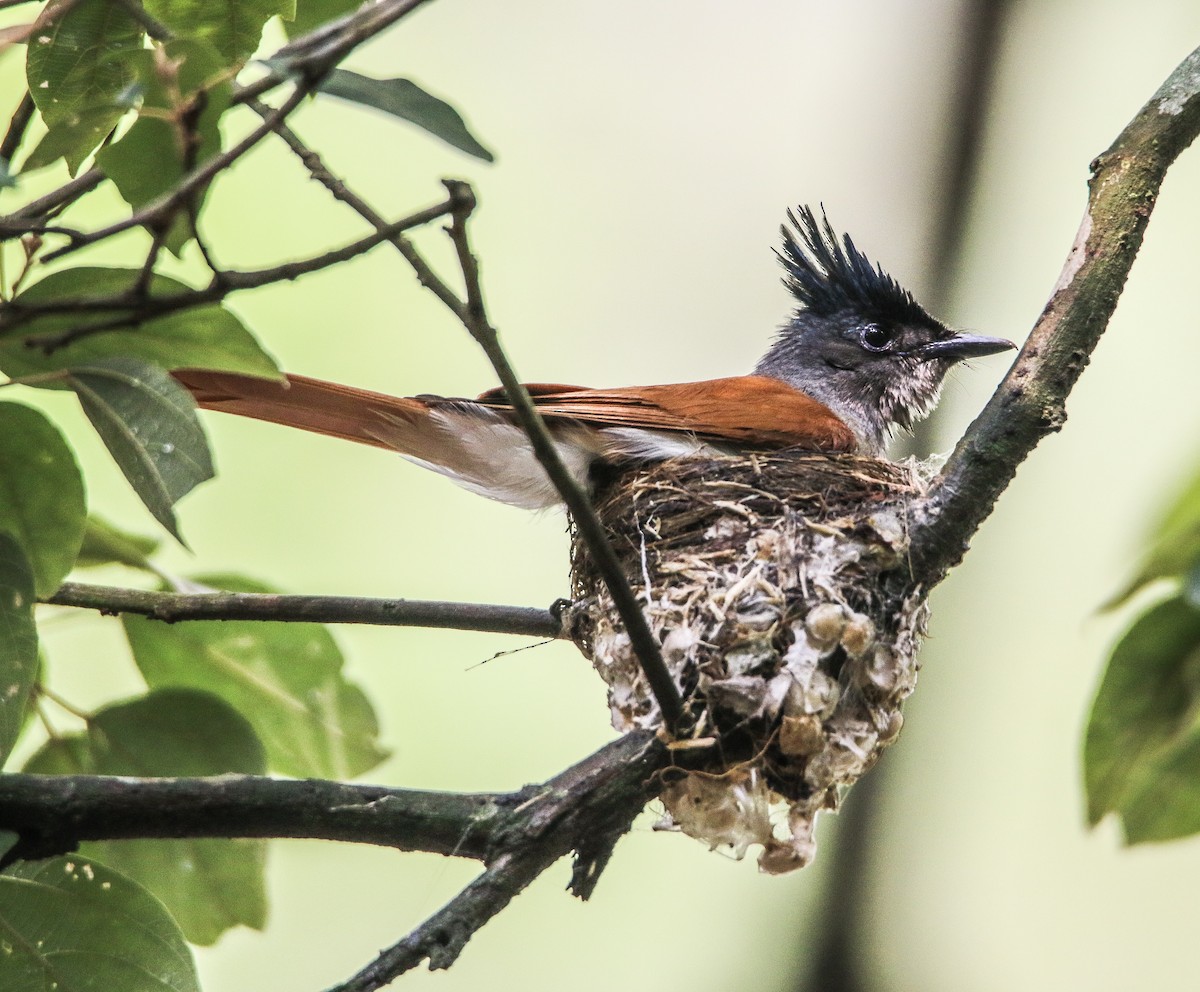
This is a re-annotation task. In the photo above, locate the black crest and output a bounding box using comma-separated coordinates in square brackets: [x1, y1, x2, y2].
[777, 206, 934, 326]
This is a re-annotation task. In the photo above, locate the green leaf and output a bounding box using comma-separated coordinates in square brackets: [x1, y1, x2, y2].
[0, 402, 86, 596]
[24, 0, 144, 174]
[1084, 596, 1200, 835]
[1116, 728, 1200, 842]
[2, 266, 281, 382]
[288, 0, 359, 36]
[1104, 461, 1200, 609]
[76, 515, 160, 570]
[97, 40, 233, 256]
[22, 106, 130, 175]
[0, 534, 37, 769]
[319, 69, 495, 162]
[123, 574, 388, 779]
[66, 357, 214, 542]
[24, 689, 268, 945]
[0, 855, 200, 992]
[144, 0, 294, 64]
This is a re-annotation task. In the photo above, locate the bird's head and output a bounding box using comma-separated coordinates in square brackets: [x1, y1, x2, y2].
[754, 206, 1015, 453]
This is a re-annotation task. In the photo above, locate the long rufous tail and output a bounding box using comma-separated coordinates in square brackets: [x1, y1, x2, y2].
[172, 368, 593, 508]
[173, 369, 430, 452]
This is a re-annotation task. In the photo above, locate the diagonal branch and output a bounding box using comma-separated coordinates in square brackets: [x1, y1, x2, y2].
[439, 180, 685, 732]
[904, 45, 1200, 591]
[325, 730, 666, 990]
[44, 580, 564, 638]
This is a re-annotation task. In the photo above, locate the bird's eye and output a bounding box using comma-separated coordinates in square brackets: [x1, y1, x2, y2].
[860, 323, 894, 352]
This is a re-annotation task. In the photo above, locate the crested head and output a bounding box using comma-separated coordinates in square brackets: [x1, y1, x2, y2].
[755, 205, 1014, 454]
[776, 205, 936, 329]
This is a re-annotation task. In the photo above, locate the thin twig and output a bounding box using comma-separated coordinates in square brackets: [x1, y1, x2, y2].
[4, 198, 455, 349]
[439, 179, 686, 732]
[39, 86, 312, 263]
[1, 168, 104, 229]
[108, 0, 171, 41]
[261, 109, 468, 315]
[0, 92, 34, 167]
[44, 581, 564, 638]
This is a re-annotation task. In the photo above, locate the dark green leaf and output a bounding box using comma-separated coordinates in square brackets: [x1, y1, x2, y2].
[76, 515, 160, 570]
[22, 106, 127, 175]
[0, 402, 86, 596]
[1084, 596, 1200, 832]
[2, 267, 281, 382]
[0, 855, 200, 992]
[25, 0, 144, 174]
[24, 689, 268, 945]
[288, 0, 359, 36]
[319, 69, 495, 162]
[124, 574, 388, 779]
[144, 0, 294, 64]
[0, 534, 37, 769]
[66, 357, 213, 541]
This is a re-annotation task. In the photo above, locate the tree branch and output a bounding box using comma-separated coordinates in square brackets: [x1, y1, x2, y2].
[0, 775, 497, 862]
[439, 180, 685, 732]
[1, 198, 456, 348]
[43, 581, 564, 638]
[0, 729, 668, 985]
[326, 730, 666, 989]
[904, 45, 1200, 590]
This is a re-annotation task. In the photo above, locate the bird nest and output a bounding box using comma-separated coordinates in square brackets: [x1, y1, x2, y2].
[567, 452, 929, 873]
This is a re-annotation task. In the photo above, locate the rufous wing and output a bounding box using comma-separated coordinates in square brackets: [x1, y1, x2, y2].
[474, 376, 857, 452]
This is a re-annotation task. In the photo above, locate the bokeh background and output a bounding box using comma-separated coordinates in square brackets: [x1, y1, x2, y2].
[11, 1, 1200, 989]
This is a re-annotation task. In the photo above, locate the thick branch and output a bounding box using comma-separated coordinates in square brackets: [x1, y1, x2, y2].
[0, 775, 497, 861]
[906, 46, 1200, 589]
[44, 581, 564, 638]
[440, 180, 685, 732]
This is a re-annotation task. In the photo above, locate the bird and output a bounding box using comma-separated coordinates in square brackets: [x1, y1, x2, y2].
[174, 206, 1015, 509]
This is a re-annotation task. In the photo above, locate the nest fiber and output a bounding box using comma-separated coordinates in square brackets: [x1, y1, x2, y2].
[568, 453, 929, 873]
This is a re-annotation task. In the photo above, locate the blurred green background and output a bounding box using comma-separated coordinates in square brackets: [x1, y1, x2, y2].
[11, 0, 1200, 989]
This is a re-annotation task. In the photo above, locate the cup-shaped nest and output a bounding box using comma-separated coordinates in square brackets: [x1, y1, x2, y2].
[568, 453, 929, 873]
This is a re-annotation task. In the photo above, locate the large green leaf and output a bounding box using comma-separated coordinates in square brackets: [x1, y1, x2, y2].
[123, 574, 388, 779]
[0, 534, 37, 769]
[1084, 596, 1200, 836]
[97, 40, 233, 257]
[2, 267, 280, 381]
[144, 0, 295, 64]
[0, 402, 86, 596]
[24, 689, 268, 946]
[76, 515, 160, 570]
[24, 0, 144, 174]
[319, 69, 495, 162]
[0, 856, 199, 992]
[67, 358, 214, 542]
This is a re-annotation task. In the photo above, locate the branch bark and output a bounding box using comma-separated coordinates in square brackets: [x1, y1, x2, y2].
[903, 46, 1200, 591]
[44, 580, 564, 638]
